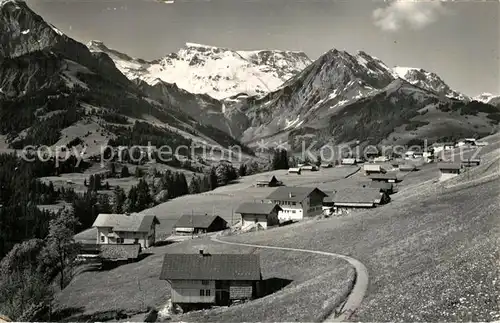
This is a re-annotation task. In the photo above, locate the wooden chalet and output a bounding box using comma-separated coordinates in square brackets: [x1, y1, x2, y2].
[368, 173, 399, 183]
[235, 202, 281, 230]
[173, 214, 228, 235]
[160, 251, 262, 308]
[255, 176, 281, 187]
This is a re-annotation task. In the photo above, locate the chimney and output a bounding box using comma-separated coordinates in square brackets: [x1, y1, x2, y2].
[199, 249, 204, 255]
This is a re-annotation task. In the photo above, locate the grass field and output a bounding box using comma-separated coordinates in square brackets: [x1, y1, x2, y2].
[61, 134, 500, 322]
[55, 237, 354, 321]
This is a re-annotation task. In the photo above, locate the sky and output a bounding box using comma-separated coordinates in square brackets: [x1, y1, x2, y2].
[27, 0, 500, 97]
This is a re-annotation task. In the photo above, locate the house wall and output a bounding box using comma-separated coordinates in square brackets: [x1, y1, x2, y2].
[170, 280, 216, 304]
[96, 227, 151, 248]
[229, 281, 253, 300]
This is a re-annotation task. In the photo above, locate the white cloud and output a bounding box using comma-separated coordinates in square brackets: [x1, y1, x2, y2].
[373, 1, 449, 32]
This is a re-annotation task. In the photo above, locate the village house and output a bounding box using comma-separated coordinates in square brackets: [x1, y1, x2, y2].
[255, 175, 282, 187]
[443, 142, 456, 150]
[341, 158, 357, 166]
[364, 164, 386, 175]
[235, 202, 281, 230]
[159, 251, 262, 308]
[438, 162, 462, 181]
[368, 173, 399, 183]
[322, 188, 389, 215]
[93, 213, 160, 249]
[320, 163, 333, 168]
[266, 187, 327, 221]
[373, 156, 390, 163]
[288, 167, 301, 174]
[172, 214, 228, 235]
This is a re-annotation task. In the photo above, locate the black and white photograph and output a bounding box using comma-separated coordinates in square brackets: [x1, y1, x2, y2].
[0, 0, 499, 321]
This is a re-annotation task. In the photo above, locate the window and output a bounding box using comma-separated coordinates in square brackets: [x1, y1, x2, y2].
[292, 210, 296, 213]
[200, 290, 205, 296]
[117, 238, 124, 244]
[202, 280, 209, 285]
[108, 228, 113, 233]
[205, 289, 211, 296]
[134, 238, 139, 244]
[100, 236, 105, 242]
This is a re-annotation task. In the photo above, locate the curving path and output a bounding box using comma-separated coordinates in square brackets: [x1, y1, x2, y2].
[211, 234, 369, 322]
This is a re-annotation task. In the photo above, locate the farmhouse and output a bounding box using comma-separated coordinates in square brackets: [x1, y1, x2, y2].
[461, 158, 481, 167]
[159, 251, 262, 308]
[235, 202, 281, 230]
[266, 187, 327, 221]
[288, 167, 301, 174]
[364, 164, 386, 175]
[438, 162, 462, 181]
[322, 188, 389, 215]
[368, 173, 399, 183]
[93, 213, 160, 248]
[255, 175, 281, 187]
[341, 158, 357, 166]
[173, 214, 228, 235]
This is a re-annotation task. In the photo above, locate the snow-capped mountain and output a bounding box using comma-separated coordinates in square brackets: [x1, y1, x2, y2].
[222, 48, 500, 149]
[392, 66, 467, 100]
[87, 41, 312, 100]
[473, 93, 500, 106]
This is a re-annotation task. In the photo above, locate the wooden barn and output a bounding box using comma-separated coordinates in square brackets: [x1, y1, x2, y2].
[160, 252, 262, 308]
[173, 214, 228, 235]
[255, 175, 281, 187]
[322, 188, 389, 215]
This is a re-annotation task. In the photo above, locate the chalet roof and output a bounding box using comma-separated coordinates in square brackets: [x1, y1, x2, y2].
[160, 253, 261, 281]
[266, 187, 327, 202]
[438, 162, 462, 170]
[324, 188, 383, 204]
[92, 213, 160, 232]
[173, 214, 227, 229]
[365, 181, 393, 190]
[100, 244, 141, 260]
[368, 173, 398, 180]
[235, 203, 282, 215]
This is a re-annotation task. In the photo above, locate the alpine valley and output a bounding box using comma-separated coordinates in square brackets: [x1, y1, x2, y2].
[2, 0, 500, 155]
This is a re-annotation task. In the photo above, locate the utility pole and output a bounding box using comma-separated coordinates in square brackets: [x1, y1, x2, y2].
[191, 209, 194, 240]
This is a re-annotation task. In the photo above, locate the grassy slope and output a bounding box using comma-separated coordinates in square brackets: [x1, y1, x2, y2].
[55, 238, 354, 321]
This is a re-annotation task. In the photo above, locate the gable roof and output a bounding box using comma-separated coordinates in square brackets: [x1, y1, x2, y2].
[266, 186, 327, 202]
[100, 244, 141, 260]
[160, 253, 261, 281]
[173, 214, 227, 229]
[235, 202, 282, 215]
[92, 213, 160, 232]
[256, 175, 278, 183]
[365, 181, 393, 190]
[324, 188, 383, 204]
[438, 162, 462, 170]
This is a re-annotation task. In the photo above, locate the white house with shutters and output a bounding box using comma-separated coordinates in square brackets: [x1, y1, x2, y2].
[265, 187, 327, 221]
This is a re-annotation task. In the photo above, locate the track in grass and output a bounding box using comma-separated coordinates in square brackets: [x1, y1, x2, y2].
[211, 233, 369, 322]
